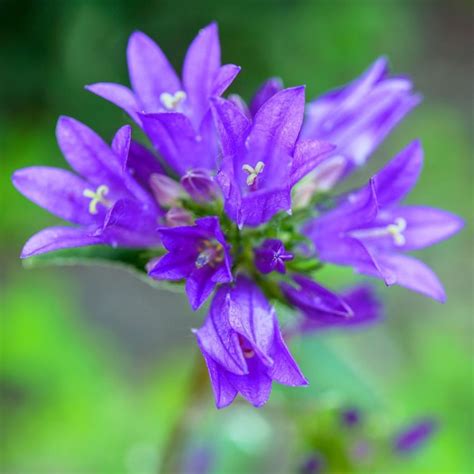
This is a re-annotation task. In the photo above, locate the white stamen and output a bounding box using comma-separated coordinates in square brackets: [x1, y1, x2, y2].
[160, 90, 187, 110]
[83, 185, 111, 214]
[242, 161, 265, 186]
[351, 217, 407, 246]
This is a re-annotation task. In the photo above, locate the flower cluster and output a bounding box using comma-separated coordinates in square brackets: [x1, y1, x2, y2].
[13, 23, 463, 408]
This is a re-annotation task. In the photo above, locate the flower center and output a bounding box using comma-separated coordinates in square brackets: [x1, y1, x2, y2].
[238, 335, 255, 359]
[83, 185, 112, 214]
[160, 90, 187, 111]
[242, 161, 265, 187]
[351, 217, 407, 246]
[195, 240, 224, 269]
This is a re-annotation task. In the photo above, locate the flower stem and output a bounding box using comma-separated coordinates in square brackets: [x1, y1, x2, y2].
[158, 349, 209, 474]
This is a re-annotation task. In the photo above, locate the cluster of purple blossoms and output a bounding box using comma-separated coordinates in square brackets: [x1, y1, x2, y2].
[13, 23, 463, 408]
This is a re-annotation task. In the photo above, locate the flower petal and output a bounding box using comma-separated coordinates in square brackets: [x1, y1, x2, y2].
[127, 31, 181, 111]
[12, 167, 96, 225]
[187, 265, 217, 310]
[372, 140, 423, 207]
[361, 253, 446, 302]
[227, 276, 275, 364]
[248, 86, 305, 155]
[85, 83, 141, 124]
[379, 206, 464, 251]
[249, 77, 283, 117]
[281, 275, 353, 318]
[56, 116, 125, 189]
[111, 125, 132, 171]
[195, 286, 248, 375]
[183, 22, 221, 125]
[148, 252, 195, 280]
[140, 112, 214, 175]
[210, 96, 251, 157]
[291, 139, 336, 186]
[21, 226, 102, 258]
[269, 320, 308, 386]
[198, 349, 238, 409]
[211, 64, 241, 96]
[127, 141, 165, 192]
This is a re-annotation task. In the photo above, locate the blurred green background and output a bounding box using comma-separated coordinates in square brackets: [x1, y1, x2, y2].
[1, 0, 472, 473]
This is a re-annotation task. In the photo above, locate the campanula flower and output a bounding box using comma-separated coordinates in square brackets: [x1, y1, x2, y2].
[86, 23, 240, 175]
[211, 87, 335, 227]
[304, 140, 463, 302]
[195, 276, 308, 408]
[254, 239, 294, 274]
[302, 57, 421, 183]
[12, 117, 162, 257]
[281, 277, 382, 337]
[148, 216, 232, 310]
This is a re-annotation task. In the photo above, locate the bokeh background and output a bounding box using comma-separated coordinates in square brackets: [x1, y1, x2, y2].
[1, 1, 472, 473]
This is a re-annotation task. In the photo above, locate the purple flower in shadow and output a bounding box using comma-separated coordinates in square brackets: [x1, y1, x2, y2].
[304, 140, 464, 302]
[12, 117, 162, 258]
[148, 216, 232, 310]
[195, 275, 308, 408]
[87, 23, 240, 176]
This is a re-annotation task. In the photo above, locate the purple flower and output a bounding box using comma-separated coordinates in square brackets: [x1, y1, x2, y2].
[254, 239, 294, 274]
[86, 23, 240, 176]
[12, 117, 162, 258]
[195, 275, 308, 408]
[302, 57, 421, 184]
[282, 275, 354, 319]
[148, 216, 232, 310]
[393, 419, 437, 454]
[282, 277, 382, 335]
[304, 140, 464, 302]
[211, 87, 335, 227]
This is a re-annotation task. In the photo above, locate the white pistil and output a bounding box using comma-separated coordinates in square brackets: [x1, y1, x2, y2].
[160, 90, 187, 111]
[83, 185, 112, 214]
[242, 161, 265, 186]
[351, 217, 407, 246]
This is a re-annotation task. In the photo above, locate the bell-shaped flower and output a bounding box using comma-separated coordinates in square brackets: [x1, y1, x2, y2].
[86, 23, 240, 175]
[302, 57, 421, 183]
[211, 87, 335, 227]
[148, 216, 232, 310]
[195, 275, 308, 408]
[282, 276, 382, 334]
[304, 140, 463, 302]
[12, 117, 162, 258]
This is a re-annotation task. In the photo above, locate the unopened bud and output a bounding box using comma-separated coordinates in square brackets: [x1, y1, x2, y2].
[149, 173, 184, 207]
[180, 169, 218, 202]
[165, 207, 194, 227]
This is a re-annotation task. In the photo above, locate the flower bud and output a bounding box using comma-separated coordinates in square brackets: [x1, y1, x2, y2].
[149, 173, 184, 207]
[164, 207, 194, 227]
[180, 169, 218, 202]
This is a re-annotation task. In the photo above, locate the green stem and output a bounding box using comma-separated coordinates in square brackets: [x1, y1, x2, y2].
[158, 350, 209, 474]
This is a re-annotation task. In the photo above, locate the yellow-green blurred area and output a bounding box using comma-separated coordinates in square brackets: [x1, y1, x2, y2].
[0, 1, 472, 473]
